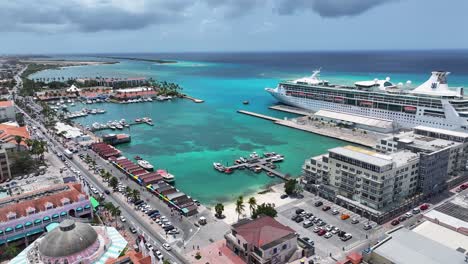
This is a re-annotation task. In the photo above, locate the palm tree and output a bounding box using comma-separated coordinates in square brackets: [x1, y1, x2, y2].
[14, 135, 22, 151]
[125, 186, 132, 196]
[215, 203, 224, 218]
[248, 197, 257, 215]
[109, 177, 119, 190]
[132, 189, 140, 201]
[24, 138, 33, 151]
[235, 196, 245, 221]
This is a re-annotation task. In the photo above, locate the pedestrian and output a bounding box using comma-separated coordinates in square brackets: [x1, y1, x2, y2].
[193, 245, 195, 250]
[197, 245, 199, 250]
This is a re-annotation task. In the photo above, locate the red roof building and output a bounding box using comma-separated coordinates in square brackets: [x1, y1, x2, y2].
[225, 216, 299, 264]
[105, 250, 151, 264]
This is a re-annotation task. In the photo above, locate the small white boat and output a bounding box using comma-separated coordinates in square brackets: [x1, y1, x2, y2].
[137, 160, 154, 171]
[213, 162, 225, 172]
[250, 152, 259, 159]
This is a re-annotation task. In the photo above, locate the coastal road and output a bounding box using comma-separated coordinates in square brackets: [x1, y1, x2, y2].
[16, 104, 189, 264]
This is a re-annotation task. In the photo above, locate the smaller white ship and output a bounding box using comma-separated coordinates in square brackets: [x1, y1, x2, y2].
[137, 159, 154, 171]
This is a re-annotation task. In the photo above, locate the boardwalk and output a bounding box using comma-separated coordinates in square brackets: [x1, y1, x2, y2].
[237, 110, 282, 122]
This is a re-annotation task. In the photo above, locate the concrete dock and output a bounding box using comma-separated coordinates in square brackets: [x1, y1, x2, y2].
[221, 155, 290, 181]
[183, 95, 204, 103]
[237, 110, 282, 122]
[269, 105, 313, 116]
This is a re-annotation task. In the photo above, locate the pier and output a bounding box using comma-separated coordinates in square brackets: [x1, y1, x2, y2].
[269, 105, 313, 116]
[183, 95, 204, 103]
[216, 154, 290, 181]
[237, 110, 282, 122]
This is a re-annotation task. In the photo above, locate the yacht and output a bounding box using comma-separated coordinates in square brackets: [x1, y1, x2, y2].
[266, 70, 468, 130]
[137, 160, 154, 171]
[213, 162, 225, 172]
[157, 169, 175, 183]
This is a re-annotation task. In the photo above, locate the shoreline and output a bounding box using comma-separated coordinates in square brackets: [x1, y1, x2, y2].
[216, 182, 295, 225]
[20, 60, 117, 66]
[99, 56, 177, 64]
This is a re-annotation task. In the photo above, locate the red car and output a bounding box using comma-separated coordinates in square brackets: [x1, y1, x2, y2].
[420, 204, 430, 211]
[317, 229, 327, 236]
[391, 220, 400, 226]
[460, 184, 468, 190]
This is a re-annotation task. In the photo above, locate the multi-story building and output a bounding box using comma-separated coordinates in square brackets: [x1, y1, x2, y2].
[0, 183, 92, 246]
[225, 216, 299, 264]
[0, 147, 12, 182]
[0, 100, 15, 122]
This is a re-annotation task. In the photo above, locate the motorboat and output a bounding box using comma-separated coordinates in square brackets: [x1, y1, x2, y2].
[213, 162, 225, 172]
[157, 169, 175, 183]
[250, 152, 259, 159]
[137, 160, 154, 171]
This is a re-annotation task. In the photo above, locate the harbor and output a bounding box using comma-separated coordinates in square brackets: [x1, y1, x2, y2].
[87, 117, 154, 132]
[214, 152, 290, 181]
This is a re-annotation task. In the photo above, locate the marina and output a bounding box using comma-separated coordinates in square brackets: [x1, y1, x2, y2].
[87, 117, 154, 131]
[214, 152, 290, 181]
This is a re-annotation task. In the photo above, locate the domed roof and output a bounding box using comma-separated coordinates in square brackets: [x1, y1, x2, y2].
[39, 219, 98, 258]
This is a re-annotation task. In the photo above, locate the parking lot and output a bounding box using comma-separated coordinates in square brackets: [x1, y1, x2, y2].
[276, 196, 382, 259]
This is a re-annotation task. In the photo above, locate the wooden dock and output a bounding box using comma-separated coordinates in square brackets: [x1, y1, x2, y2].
[222, 155, 290, 181]
[237, 110, 282, 122]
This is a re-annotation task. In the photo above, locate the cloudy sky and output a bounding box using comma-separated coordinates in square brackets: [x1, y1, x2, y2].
[1, 0, 467, 54]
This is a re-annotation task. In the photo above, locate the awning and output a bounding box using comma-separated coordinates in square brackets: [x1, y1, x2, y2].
[43, 216, 50, 221]
[90, 197, 100, 209]
[84, 204, 91, 210]
[0, 230, 3, 235]
[46, 222, 60, 232]
[60, 211, 67, 216]
[5, 227, 13, 233]
[25, 222, 33, 228]
[52, 214, 59, 219]
[76, 207, 83, 211]
[34, 219, 42, 224]
[7, 233, 25, 243]
[26, 228, 43, 236]
[15, 224, 23, 229]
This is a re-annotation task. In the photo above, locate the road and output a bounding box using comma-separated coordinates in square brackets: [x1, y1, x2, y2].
[13, 68, 189, 263]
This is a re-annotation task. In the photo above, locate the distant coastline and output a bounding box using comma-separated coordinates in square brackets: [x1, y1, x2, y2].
[100, 56, 177, 64]
[20, 59, 117, 66]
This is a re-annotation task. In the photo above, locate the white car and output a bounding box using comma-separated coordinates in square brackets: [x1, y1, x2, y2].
[120, 216, 126, 222]
[155, 250, 164, 260]
[162, 243, 171, 251]
[324, 232, 333, 239]
[405, 212, 413, 218]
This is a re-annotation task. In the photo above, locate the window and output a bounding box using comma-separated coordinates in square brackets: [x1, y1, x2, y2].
[282, 244, 287, 250]
[273, 248, 278, 254]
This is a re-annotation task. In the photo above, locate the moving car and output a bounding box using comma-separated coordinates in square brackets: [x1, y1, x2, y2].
[363, 224, 372, 230]
[129, 227, 137, 234]
[420, 204, 430, 211]
[162, 243, 171, 251]
[314, 201, 323, 207]
[119, 216, 126, 222]
[391, 219, 400, 226]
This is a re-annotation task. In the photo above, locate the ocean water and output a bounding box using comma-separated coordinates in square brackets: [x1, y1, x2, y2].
[30, 51, 468, 205]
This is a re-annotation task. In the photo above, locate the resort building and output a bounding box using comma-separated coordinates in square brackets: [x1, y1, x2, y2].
[0, 123, 31, 150]
[225, 216, 299, 264]
[9, 219, 127, 264]
[0, 183, 92, 247]
[0, 100, 16, 122]
[77, 77, 147, 87]
[303, 146, 424, 223]
[55, 122, 91, 143]
[0, 147, 12, 182]
[113, 87, 157, 100]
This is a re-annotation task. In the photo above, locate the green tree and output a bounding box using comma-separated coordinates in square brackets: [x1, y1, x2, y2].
[9, 152, 35, 175]
[235, 196, 245, 221]
[252, 203, 278, 219]
[284, 179, 297, 196]
[3, 244, 19, 259]
[14, 135, 22, 151]
[125, 186, 132, 196]
[214, 203, 224, 218]
[109, 177, 119, 190]
[132, 189, 140, 201]
[248, 197, 257, 215]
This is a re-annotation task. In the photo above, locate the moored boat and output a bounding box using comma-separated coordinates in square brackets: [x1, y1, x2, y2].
[137, 160, 154, 171]
[213, 162, 225, 172]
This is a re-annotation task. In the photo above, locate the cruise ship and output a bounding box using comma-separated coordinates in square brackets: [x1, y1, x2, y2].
[266, 70, 468, 130]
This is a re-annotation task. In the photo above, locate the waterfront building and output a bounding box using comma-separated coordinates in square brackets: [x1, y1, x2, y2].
[102, 133, 131, 145]
[364, 227, 468, 264]
[9, 219, 127, 264]
[0, 147, 11, 182]
[0, 123, 31, 182]
[225, 216, 300, 264]
[105, 250, 151, 264]
[77, 77, 147, 87]
[313, 109, 395, 133]
[0, 100, 16, 122]
[0, 183, 92, 247]
[267, 71, 468, 131]
[113, 87, 157, 100]
[55, 122, 91, 143]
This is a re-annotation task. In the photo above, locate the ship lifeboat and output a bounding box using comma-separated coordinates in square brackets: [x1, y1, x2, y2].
[359, 101, 373, 107]
[404, 106, 417, 113]
[334, 96, 344, 103]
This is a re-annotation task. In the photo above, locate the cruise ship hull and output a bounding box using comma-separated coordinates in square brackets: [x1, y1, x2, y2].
[267, 89, 464, 130]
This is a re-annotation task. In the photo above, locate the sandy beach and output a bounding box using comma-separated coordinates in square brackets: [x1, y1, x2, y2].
[19, 60, 116, 66]
[221, 182, 295, 225]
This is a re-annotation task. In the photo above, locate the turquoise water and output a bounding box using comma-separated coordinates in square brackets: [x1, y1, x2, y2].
[30, 53, 468, 205]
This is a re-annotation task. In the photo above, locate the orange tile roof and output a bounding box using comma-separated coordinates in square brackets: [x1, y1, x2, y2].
[105, 250, 151, 264]
[0, 100, 13, 107]
[0, 183, 87, 222]
[232, 216, 295, 248]
[0, 124, 30, 146]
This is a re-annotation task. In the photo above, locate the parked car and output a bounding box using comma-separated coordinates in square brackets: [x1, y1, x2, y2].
[295, 217, 304, 223]
[331, 209, 340, 215]
[324, 232, 333, 239]
[322, 206, 331, 211]
[302, 237, 314, 245]
[412, 208, 421, 214]
[331, 227, 340, 234]
[460, 183, 468, 190]
[129, 227, 137, 233]
[317, 229, 326, 236]
[341, 233, 352, 241]
[351, 218, 359, 224]
[404, 212, 413, 218]
[296, 208, 305, 215]
[168, 228, 180, 235]
[280, 194, 288, 199]
[303, 220, 314, 228]
[363, 224, 372, 230]
[120, 216, 126, 222]
[313, 227, 321, 233]
[145, 243, 154, 251]
[341, 214, 350, 220]
[314, 201, 323, 207]
[391, 219, 400, 226]
[398, 216, 407, 222]
[154, 250, 164, 260]
[291, 215, 299, 221]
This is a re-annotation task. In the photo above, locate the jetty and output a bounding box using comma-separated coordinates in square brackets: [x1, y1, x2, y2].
[183, 95, 204, 103]
[216, 153, 290, 181]
[237, 110, 281, 122]
[269, 105, 313, 116]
